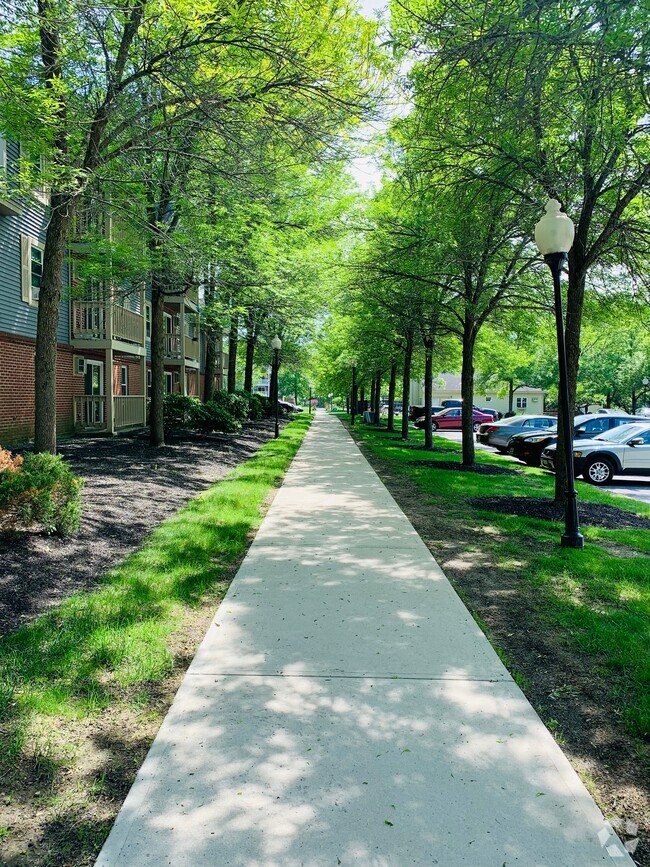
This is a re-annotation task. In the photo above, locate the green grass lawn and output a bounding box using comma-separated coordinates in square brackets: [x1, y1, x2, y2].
[348, 419, 650, 741]
[0, 414, 311, 860]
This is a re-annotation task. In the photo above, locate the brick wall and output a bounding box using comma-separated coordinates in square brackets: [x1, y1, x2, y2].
[113, 355, 144, 395]
[0, 332, 88, 445]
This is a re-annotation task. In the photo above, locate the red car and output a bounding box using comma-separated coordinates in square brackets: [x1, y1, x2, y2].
[414, 407, 494, 433]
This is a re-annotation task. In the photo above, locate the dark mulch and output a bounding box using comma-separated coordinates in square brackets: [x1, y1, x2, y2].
[410, 460, 522, 476]
[392, 441, 458, 453]
[471, 495, 650, 530]
[0, 420, 283, 637]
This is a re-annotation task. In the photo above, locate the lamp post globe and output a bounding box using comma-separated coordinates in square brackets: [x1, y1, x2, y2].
[271, 334, 282, 438]
[534, 199, 584, 549]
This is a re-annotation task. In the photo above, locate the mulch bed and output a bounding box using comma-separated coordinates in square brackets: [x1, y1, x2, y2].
[471, 495, 650, 530]
[0, 420, 283, 637]
[410, 460, 522, 476]
[392, 441, 458, 453]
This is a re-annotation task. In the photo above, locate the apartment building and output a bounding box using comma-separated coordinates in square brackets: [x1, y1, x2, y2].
[0, 135, 228, 446]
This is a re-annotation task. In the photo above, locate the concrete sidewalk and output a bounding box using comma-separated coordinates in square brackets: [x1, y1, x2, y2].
[96, 412, 632, 866]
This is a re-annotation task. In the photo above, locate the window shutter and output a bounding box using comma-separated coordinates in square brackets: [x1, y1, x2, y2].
[20, 235, 31, 302]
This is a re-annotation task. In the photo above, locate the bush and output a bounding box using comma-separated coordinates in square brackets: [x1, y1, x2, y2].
[0, 451, 83, 535]
[163, 393, 199, 433]
[210, 390, 250, 423]
[195, 402, 241, 434]
[240, 391, 265, 421]
[162, 392, 240, 435]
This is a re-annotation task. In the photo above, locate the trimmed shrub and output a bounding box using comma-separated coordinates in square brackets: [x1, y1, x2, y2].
[210, 390, 249, 423]
[240, 391, 264, 421]
[0, 451, 83, 535]
[195, 402, 241, 434]
[163, 393, 199, 433]
[162, 393, 240, 435]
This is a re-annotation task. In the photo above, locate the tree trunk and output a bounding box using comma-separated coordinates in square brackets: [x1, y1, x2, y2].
[387, 359, 397, 433]
[423, 341, 433, 450]
[632, 389, 637, 415]
[461, 324, 476, 466]
[508, 379, 514, 414]
[227, 316, 238, 393]
[203, 336, 216, 403]
[33, 199, 74, 453]
[370, 377, 376, 419]
[360, 385, 365, 417]
[401, 333, 413, 441]
[149, 284, 166, 447]
[244, 330, 256, 393]
[374, 369, 382, 425]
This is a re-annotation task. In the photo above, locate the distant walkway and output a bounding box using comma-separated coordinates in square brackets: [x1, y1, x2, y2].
[96, 411, 631, 866]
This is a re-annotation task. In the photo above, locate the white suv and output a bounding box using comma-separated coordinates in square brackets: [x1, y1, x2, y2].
[540, 422, 650, 485]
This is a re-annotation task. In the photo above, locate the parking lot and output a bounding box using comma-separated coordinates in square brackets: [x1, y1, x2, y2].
[434, 430, 650, 506]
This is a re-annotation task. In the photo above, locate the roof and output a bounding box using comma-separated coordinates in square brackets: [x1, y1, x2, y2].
[431, 373, 545, 394]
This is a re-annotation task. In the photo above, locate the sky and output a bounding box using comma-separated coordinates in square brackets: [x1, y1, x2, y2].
[349, 0, 410, 192]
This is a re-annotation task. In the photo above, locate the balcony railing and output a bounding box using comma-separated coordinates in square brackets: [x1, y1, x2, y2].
[71, 302, 144, 345]
[74, 395, 106, 429]
[164, 333, 200, 362]
[114, 396, 146, 429]
[113, 306, 144, 344]
[74, 395, 146, 431]
[164, 333, 182, 358]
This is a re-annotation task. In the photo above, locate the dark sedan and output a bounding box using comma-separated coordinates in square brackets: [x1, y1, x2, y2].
[508, 412, 643, 466]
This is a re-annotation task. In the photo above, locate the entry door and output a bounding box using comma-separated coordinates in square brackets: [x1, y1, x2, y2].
[84, 360, 104, 423]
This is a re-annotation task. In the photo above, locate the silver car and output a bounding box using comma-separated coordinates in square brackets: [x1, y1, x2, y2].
[476, 414, 556, 451]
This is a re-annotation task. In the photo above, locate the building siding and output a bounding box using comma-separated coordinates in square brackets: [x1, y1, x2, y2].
[0, 140, 69, 345]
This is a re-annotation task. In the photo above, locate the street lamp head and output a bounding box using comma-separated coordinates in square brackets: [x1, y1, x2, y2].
[534, 199, 575, 256]
[271, 334, 282, 351]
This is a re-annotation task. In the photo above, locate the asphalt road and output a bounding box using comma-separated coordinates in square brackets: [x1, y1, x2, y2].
[434, 430, 650, 506]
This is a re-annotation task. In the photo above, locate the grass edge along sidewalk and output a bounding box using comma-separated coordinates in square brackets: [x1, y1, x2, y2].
[0, 413, 311, 865]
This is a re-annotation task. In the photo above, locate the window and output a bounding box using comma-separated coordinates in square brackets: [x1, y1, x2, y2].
[164, 371, 173, 394]
[20, 234, 45, 305]
[164, 312, 173, 334]
[0, 137, 6, 171]
[120, 365, 128, 396]
[73, 355, 85, 377]
[147, 369, 152, 398]
[516, 397, 527, 409]
[584, 418, 608, 435]
[145, 303, 151, 339]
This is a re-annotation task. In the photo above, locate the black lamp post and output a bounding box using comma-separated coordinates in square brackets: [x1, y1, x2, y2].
[271, 334, 281, 438]
[351, 360, 357, 426]
[534, 200, 584, 549]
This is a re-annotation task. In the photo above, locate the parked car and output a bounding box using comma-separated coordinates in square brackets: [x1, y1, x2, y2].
[476, 414, 556, 451]
[507, 412, 641, 467]
[478, 407, 501, 420]
[414, 407, 494, 432]
[409, 404, 445, 421]
[540, 421, 650, 485]
[278, 400, 303, 413]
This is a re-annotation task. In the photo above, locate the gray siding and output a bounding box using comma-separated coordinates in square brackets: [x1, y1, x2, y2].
[0, 139, 69, 344]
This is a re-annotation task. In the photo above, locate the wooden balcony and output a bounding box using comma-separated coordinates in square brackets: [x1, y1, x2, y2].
[164, 333, 200, 365]
[74, 395, 146, 432]
[71, 302, 145, 352]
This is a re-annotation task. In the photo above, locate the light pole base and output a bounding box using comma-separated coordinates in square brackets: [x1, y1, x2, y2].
[561, 531, 585, 549]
